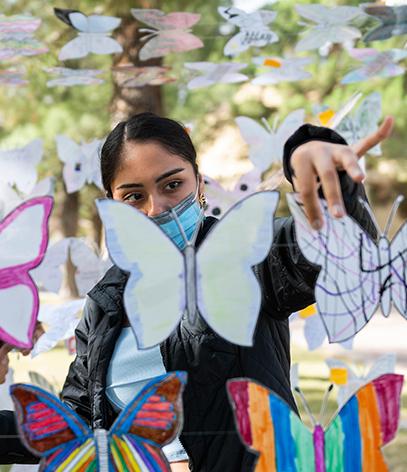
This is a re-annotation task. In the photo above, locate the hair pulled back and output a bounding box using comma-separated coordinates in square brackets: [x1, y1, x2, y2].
[100, 112, 198, 197]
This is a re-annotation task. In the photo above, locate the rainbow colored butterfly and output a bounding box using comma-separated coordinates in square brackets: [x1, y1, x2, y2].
[11, 372, 187, 471]
[228, 373, 403, 472]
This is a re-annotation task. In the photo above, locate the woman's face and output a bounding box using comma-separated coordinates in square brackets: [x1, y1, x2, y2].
[111, 140, 204, 217]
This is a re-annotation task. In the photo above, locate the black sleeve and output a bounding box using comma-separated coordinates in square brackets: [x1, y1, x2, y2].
[0, 411, 38, 464]
[256, 124, 378, 319]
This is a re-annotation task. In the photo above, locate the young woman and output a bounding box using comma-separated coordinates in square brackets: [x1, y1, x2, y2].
[0, 112, 392, 471]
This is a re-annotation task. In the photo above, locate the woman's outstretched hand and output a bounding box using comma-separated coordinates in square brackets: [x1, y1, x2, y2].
[290, 116, 394, 230]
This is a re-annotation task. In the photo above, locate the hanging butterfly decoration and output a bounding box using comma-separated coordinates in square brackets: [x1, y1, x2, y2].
[315, 91, 362, 129]
[287, 193, 407, 343]
[112, 64, 176, 88]
[235, 109, 305, 173]
[184, 61, 248, 89]
[131, 9, 203, 61]
[11, 372, 187, 471]
[54, 8, 123, 60]
[252, 56, 312, 85]
[0, 68, 28, 86]
[97, 191, 278, 348]
[228, 373, 404, 472]
[0, 197, 53, 349]
[45, 67, 104, 87]
[363, 4, 407, 41]
[218, 5, 278, 57]
[341, 48, 407, 83]
[56, 135, 104, 193]
[295, 5, 363, 52]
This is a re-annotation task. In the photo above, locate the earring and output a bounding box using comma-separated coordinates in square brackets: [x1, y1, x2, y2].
[198, 193, 208, 209]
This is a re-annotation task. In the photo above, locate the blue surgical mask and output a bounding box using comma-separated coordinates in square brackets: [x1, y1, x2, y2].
[152, 191, 203, 250]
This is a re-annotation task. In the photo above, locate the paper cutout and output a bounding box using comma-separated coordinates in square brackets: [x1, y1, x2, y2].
[45, 67, 104, 87]
[363, 4, 407, 41]
[0, 15, 47, 60]
[54, 8, 122, 60]
[11, 372, 187, 471]
[131, 9, 203, 61]
[252, 56, 312, 85]
[218, 6, 278, 56]
[228, 373, 404, 472]
[185, 62, 248, 89]
[0, 69, 27, 86]
[97, 191, 278, 348]
[0, 197, 53, 348]
[0, 139, 43, 194]
[316, 91, 362, 129]
[31, 299, 85, 357]
[286, 194, 407, 343]
[236, 109, 305, 172]
[295, 5, 363, 52]
[112, 65, 176, 88]
[341, 48, 407, 83]
[326, 354, 396, 408]
[56, 135, 103, 193]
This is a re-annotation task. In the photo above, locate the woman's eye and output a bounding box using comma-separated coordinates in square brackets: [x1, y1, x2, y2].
[124, 193, 142, 202]
[165, 181, 182, 191]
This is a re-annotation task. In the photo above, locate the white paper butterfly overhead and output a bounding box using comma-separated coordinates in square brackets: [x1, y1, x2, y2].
[341, 48, 407, 84]
[218, 6, 278, 57]
[0, 139, 43, 194]
[56, 135, 103, 193]
[326, 354, 396, 407]
[315, 91, 363, 129]
[185, 62, 249, 89]
[112, 65, 175, 88]
[252, 56, 312, 85]
[0, 69, 27, 87]
[45, 67, 104, 87]
[131, 9, 203, 61]
[54, 8, 123, 61]
[236, 109, 305, 173]
[97, 191, 278, 349]
[287, 193, 407, 343]
[295, 4, 364, 52]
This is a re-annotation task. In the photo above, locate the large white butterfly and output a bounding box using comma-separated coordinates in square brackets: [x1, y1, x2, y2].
[218, 6, 278, 57]
[295, 5, 363, 52]
[287, 193, 407, 343]
[97, 192, 278, 349]
[252, 56, 312, 85]
[0, 139, 43, 194]
[236, 109, 305, 172]
[54, 8, 123, 60]
[185, 61, 248, 89]
[56, 135, 103, 193]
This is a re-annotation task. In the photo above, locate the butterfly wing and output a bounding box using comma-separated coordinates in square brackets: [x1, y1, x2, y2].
[68, 12, 121, 34]
[139, 30, 202, 61]
[109, 372, 187, 471]
[56, 135, 87, 193]
[273, 109, 305, 164]
[286, 193, 380, 343]
[131, 9, 201, 30]
[324, 373, 404, 470]
[96, 199, 184, 349]
[10, 383, 95, 471]
[0, 197, 53, 348]
[389, 221, 407, 319]
[197, 192, 278, 346]
[228, 378, 314, 472]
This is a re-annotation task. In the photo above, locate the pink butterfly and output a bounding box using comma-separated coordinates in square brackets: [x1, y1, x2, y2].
[131, 9, 203, 61]
[0, 197, 53, 348]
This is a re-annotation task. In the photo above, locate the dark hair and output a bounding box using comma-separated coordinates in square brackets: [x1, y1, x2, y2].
[100, 112, 198, 197]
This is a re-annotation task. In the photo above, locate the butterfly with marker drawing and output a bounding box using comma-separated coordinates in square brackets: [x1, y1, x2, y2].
[0, 197, 53, 349]
[363, 3, 407, 41]
[10, 372, 187, 471]
[131, 9, 203, 61]
[97, 191, 278, 349]
[54, 8, 122, 61]
[287, 193, 407, 343]
[228, 373, 404, 472]
[252, 56, 312, 85]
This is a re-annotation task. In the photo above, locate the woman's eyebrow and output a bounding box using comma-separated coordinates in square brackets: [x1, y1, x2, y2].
[116, 168, 185, 190]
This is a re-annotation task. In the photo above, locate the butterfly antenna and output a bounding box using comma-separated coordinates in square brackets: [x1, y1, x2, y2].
[357, 197, 381, 237]
[294, 386, 316, 427]
[261, 117, 273, 133]
[384, 195, 404, 237]
[319, 383, 333, 426]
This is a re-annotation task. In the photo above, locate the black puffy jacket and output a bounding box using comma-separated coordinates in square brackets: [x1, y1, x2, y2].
[0, 126, 377, 470]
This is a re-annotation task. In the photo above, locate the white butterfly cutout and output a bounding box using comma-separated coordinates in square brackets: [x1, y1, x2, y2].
[131, 9, 203, 61]
[0, 68, 27, 86]
[252, 56, 312, 85]
[218, 6, 278, 57]
[287, 193, 407, 343]
[315, 91, 363, 129]
[111, 65, 175, 88]
[295, 4, 363, 52]
[54, 8, 123, 61]
[0, 139, 43, 194]
[326, 354, 396, 407]
[45, 67, 104, 87]
[185, 62, 248, 89]
[97, 191, 278, 348]
[236, 109, 305, 172]
[56, 135, 103, 193]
